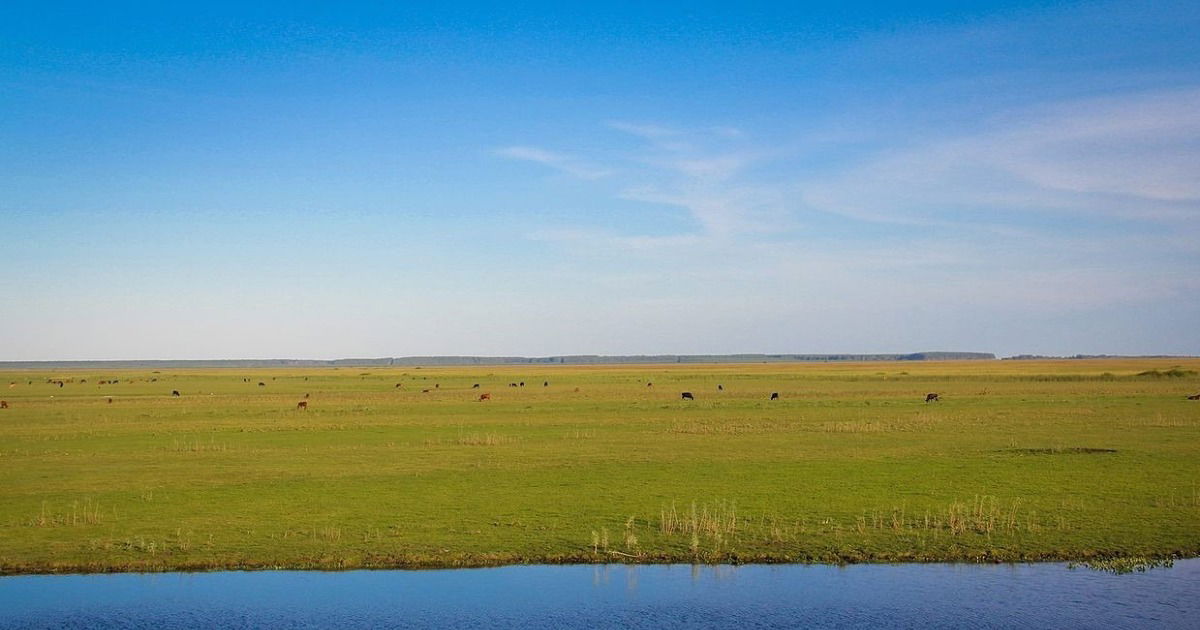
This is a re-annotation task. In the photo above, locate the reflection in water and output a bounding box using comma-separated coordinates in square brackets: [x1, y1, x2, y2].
[1, 561, 1196, 629]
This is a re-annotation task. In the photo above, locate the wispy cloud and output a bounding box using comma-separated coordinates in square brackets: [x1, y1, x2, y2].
[493, 145, 612, 179]
[803, 88, 1200, 226]
[607, 121, 680, 139]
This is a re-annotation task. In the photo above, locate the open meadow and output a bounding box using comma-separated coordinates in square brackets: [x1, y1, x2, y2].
[1, 359, 1198, 574]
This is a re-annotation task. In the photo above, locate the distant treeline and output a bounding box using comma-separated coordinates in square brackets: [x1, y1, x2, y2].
[0, 352, 996, 369]
[1003, 354, 1196, 360]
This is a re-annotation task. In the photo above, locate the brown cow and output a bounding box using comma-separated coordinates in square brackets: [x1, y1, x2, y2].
[925, 393, 940, 402]
[479, 393, 491, 401]
[297, 401, 308, 410]
[0, 400, 8, 409]
[106, 397, 113, 404]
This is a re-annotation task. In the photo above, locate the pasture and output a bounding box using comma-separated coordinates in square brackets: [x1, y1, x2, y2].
[1, 359, 1198, 574]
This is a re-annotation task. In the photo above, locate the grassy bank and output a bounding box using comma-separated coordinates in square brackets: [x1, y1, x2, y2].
[1, 359, 1198, 574]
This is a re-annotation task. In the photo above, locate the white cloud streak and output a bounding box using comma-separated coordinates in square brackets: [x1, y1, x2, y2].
[494, 145, 612, 179]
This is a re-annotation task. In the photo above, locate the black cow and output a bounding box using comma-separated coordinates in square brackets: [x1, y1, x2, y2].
[925, 393, 940, 402]
[717, 384, 723, 391]
[681, 392, 694, 400]
[171, 390, 180, 397]
[1188, 393, 1200, 400]
[519, 382, 525, 387]
[472, 383, 480, 389]
[770, 392, 779, 400]
[543, 381, 549, 387]
[258, 382, 266, 387]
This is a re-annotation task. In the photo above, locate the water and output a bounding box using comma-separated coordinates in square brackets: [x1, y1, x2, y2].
[1, 561, 1196, 629]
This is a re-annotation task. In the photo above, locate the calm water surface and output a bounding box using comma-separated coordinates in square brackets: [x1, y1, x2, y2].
[1, 561, 1196, 629]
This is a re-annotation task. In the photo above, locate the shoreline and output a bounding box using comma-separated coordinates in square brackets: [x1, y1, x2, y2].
[4, 549, 1194, 577]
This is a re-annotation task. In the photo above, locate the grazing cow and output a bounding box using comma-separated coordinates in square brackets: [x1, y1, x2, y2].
[647, 382, 653, 388]
[925, 393, 940, 403]
[0, 400, 8, 409]
[58, 382, 64, 388]
[1188, 393, 1200, 400]
[80, 379, 87, 384]
[479, 393, 491, 401]
[509, 383, 517, 388]
[472, 383, 480, 389]
[106, 397, 112, 404]
[519, 382, 525, 387]
[543, 381, 548, 387]
[304, 393, 310, 398]
[435, 384, 439, 389]
[395, 383, 403, 388]
[422, 389, 431, 393]
[171, 390, 180, 397]
[297, 401, 308, 410]
[717, 384, 723, 391]
[258, 382, 266, 387]
[681, 392, 694, 400]
[770, 392, 779, 400]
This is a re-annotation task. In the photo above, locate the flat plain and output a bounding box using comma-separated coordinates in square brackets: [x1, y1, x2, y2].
[1, 359, 1197, 574]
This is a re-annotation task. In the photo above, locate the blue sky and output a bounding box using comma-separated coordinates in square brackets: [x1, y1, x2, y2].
[2, 1, 1198, 360]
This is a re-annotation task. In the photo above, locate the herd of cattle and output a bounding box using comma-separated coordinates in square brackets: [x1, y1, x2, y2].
[2, 376, 1199, 411]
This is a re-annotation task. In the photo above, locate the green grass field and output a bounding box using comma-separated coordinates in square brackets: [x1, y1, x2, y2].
[1, 359, 1198, 574]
